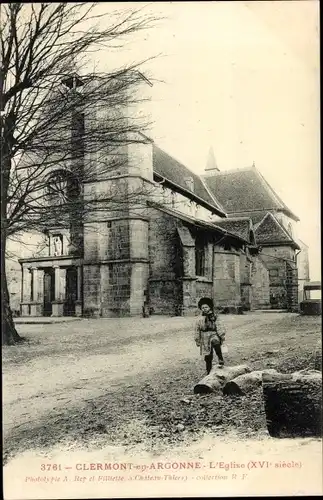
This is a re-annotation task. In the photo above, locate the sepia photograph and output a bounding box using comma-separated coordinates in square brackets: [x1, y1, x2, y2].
[1, 1, 321, 498]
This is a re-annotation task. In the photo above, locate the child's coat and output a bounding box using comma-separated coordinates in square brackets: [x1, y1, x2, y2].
[194, 314, 226, 356]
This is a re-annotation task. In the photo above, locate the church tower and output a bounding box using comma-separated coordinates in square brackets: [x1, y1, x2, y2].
[82, 73, 153, 317]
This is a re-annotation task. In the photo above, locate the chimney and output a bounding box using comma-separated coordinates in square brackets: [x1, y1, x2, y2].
[205, 146, 220, 175]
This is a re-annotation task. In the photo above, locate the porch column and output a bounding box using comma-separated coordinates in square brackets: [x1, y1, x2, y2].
[53, 265, 60, 301]
[59, 267, 66, 302]
[31, 267, 38, 301]
[21, 267, 31, 301]
[30, 267, 42, 316]
[75, 266, 83, 317]
[77, 266, 82, 300]
[37, 269, 44, 304]
[21, 266, 32, 316]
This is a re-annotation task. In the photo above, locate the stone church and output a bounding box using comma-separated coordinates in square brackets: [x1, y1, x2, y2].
[7, 78, 309, 318]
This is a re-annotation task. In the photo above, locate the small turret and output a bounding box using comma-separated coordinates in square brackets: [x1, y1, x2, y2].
[205, 146, 220, 174]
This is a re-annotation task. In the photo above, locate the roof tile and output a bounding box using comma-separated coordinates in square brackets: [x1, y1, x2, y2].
[205, 167, 299, 221]
[153, 145, 224, 214]
[255, 213, 299, 248]
[214, 217, 253, 242]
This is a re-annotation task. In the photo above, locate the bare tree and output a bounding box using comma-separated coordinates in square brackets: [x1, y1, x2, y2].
[1, 3, 158, 345]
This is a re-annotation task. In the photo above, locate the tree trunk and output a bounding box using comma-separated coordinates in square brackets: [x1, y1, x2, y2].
[262, 370, 322, 438]
[223, 369, 278, 396]
[1, 233, 23, 346]
[194, 365, 251, 394]
[1, 132, 23, 346]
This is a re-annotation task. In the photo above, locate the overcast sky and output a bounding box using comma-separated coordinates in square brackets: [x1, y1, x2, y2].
[91, 1, 320, 279]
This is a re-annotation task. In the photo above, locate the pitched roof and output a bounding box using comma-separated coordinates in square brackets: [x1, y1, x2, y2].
[205, 166, 299, 221]
[148, 201, 249, 244]
[214, 217, 254, 243]
[152, 145, 225, 216]
[255, 212, 300, 249]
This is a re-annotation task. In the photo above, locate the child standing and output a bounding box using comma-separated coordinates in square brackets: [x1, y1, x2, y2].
[194, 297, 226, 374]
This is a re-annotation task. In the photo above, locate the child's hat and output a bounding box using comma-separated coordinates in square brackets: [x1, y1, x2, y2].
[198, 297, 214, 310]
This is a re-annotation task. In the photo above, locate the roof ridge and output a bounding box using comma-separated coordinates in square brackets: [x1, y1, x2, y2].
[223, 216, 253, 222]
[199, 176, 227, 216]
[216, 218, 251, 227]
[205, 165, 254, 177]
[254, 168, 299, 221]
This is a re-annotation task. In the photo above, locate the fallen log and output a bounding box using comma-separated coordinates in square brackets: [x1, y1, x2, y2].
[262, 370, 322, 438]
[194, 364, 251, 394]
[223, 369, 278, 396]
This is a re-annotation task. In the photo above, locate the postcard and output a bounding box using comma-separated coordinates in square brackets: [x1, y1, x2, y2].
[2, 1, 321, 498]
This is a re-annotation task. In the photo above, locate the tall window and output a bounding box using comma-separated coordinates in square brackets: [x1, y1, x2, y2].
[195, 234, 206, 276]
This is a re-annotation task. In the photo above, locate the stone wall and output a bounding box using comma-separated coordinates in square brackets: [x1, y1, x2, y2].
[250, 255, 270, 309]
[213, 247, 241, 309]
[148, 208, 182, 315]
[240, 252, 252, 310]
[196, 279, 213, 306]
[297, 241, 310, 303]
[83, 216, 150, 317]
[83, 263, 101, 316]
[259, 246, 297, 310]
[286, 261, 299, 312]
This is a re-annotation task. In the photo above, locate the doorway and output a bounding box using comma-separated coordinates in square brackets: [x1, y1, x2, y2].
[64, 267, 77, 316]
[43, 269, 55, 316]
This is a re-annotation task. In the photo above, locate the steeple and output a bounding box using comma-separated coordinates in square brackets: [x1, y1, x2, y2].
[205, 147, 220, 174]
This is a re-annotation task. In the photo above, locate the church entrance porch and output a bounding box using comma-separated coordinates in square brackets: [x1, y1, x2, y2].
[19, 256, 82, 318]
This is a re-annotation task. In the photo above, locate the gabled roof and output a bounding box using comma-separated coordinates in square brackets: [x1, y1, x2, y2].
[255, 212, 300, 249]
[214, 217, 254, 243]
[152, 145, 226, 217]
[205, 166, 299, 221]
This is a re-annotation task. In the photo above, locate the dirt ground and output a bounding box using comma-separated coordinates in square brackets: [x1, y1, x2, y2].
[3, 312, 322, 468]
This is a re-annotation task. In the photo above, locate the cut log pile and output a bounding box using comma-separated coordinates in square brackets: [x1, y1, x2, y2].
[223, 369, 278, 396]
[193, 365, 251, 394]
[194, 365, 322, 438]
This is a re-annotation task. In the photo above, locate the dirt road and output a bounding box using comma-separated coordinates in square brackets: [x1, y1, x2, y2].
[3, 314, 261, 436]
[3, 312, 321, 466]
